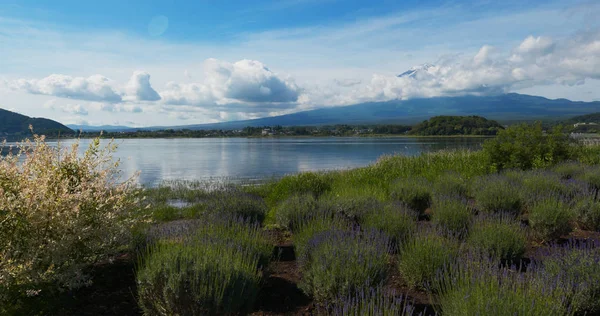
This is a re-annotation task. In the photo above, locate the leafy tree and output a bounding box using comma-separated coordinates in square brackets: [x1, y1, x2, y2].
[482, 122, 574, 170]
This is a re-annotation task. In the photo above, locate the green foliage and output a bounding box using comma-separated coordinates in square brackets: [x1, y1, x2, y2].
[293, 216, 349, 264]
[431, 198, 473, 237]
[482, 122, 574, 170]
[274, 193, 322, 231]
[323, 287, 416, 316]
[266, 172, 332, 206]
[436, 259, 573, 316]
[472, 175, 522, 214]
[540, 245, 600, 313]
[360, 204, 417, 250]
[577, 166, 600, 192]
[410, 115, 503, 136]
[298, 230, 390, 302]
[552, 161, 586, 179]
[0, 108, 73, 136]
[389, 177, 432, 213]
[528, 198, 575, 241]
[432, 172, 469, 199]
[573, 198, 600, 231]
[398, 231, 459, 290]
[319, 193, 385, 223]
[467, 215, 527, 261]
[136, 240, 262, 316]
[0, 135, 142, 298]
[137, 218, 271, 315]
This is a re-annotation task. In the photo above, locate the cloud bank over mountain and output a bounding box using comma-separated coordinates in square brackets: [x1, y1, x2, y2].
[5, 29, 600, 121]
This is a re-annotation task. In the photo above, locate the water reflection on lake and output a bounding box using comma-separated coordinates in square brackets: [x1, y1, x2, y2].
[9, 137, 487, 187]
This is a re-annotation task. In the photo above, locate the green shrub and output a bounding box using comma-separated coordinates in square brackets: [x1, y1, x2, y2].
[577, 166, 600, 192]
[293, 216, 349, 264]
[472, 175, 522, 214]
[519, 171, 582, 205]
[204, 191, 267, 222]
[319, 194, 385, 223]
[467, 214, 527, 261]
[266, 172, 332, 206]
[360, 204, 417, 250]
[398, 231, 459, 290]
[529, 198, 575, 241]
[324, 287, 416, 316]
[390, 177, 432, 213]
[573, 198, 600, 231]
[432, 172, 469, 199]
[274, 193, 321, 231]
[539, 243, 600, 314]
[552, 161, 585, 179]
[482, 122, 573, 170]
[298, 229, 390, 302]
[431, 198, 472, 237]
[436, 258, 573, 316]
[137, 240, 262, 316]
[0, 136, 142, 297]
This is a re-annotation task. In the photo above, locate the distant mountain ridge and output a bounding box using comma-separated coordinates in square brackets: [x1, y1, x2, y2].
[0, 108, 73, 135]
[69, 93, 600, 132]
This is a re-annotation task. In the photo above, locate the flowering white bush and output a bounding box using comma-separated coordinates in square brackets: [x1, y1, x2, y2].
[0, 132, 143, 296]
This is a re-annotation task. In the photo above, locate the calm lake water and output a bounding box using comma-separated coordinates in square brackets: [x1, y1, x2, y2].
[8, 137, 486, 187]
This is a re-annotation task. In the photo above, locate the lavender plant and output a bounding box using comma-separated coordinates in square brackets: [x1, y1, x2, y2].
[298, 229, 391, 302]
[528, 197, 575, 241]
[136, 239, 262, 316]
[536, 241, 600, 313]
[472, 174, 522, 214]
[431, 197, 472, 238]
[398, 229, 459, 290]
[432, 172, 469, 199]
[360, 203, 417, 251]
[435, 255, 575, 316]
[572, 196, 600, 231]
[274, 193, 321, 231]
[390, 177, 432, 213]
[466, 213, 527, 261]
[323, 287, 417, 316]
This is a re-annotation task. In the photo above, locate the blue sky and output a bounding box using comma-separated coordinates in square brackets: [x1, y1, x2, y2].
[1, 0, 599, 126]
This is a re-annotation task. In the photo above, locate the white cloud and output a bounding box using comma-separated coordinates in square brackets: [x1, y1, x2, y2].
[160, 58, 300, 107]
[125, 71, 161, 101]
[10, 74, 122, 103]
[307, 31, 600, 106]
[43, 99, 89, 116]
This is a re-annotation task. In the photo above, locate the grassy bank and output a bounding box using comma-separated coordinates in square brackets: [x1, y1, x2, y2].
[4, 124, 600, 315]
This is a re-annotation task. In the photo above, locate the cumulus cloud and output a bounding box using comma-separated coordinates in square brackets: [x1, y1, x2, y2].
[125, 71, 161, 101]
[43, 99, 89, 116]
[311, 31, 600, 106]
[160, 59, 300, 107]
[11, 74, 122, 103]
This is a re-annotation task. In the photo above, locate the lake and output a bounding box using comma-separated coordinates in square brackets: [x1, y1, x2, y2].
[6, 137, 487, 187]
